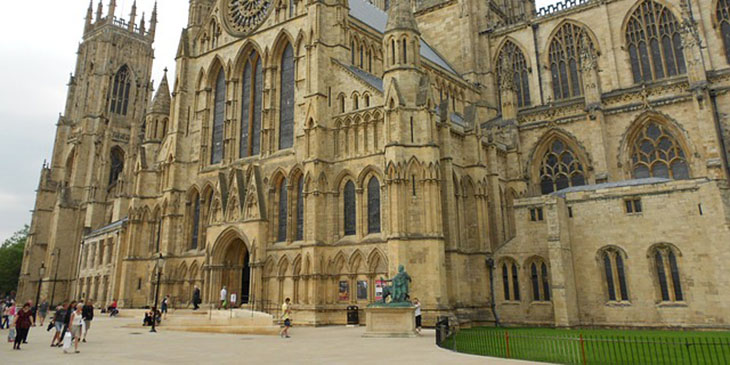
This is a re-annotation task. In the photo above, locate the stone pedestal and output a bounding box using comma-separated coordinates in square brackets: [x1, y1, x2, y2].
[363, 306, 417, 338]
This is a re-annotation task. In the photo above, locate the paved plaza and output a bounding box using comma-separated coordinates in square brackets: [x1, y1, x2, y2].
[0, 315, 536, 364]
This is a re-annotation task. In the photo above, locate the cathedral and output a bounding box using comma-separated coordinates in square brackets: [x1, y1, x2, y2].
[17, 0, 730, 328]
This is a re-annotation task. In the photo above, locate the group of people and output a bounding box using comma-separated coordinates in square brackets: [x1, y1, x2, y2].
[48, 299, 95, 354]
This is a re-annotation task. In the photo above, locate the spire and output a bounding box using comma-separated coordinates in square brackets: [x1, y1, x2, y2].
[96, 0, 103, 22]
[150, 69, 171, 115]
[129, 1, 137, 32]
[385, 0, 419, 34]
[140, 13, 146, 35]
[150, 2, 158, 40]
[108, 0, 117, 19]
[85, 1, 94, 32]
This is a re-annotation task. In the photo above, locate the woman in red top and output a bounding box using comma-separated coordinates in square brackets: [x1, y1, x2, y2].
[12, 302, 34, 350]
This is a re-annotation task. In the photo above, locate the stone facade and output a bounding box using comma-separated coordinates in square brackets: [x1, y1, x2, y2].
[17, 0, 730, 328]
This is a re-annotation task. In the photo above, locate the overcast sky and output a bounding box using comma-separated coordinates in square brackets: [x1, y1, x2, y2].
[0, 0, 558, 243]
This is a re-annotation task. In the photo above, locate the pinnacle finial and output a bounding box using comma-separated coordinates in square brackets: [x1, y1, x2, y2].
[385, 0, 419, 34]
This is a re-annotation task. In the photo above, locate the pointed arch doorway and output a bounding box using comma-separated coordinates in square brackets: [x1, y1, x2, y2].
[213, 229, 253, 305]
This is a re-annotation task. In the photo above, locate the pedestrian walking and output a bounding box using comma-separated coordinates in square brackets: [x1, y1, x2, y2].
[413, 298, 422, 334]
[280, 298, 292, 338]
[6, 301, 16, 331]
[161, 295, 169, 319]
[11, 302, 34, 350]
[59, 300, 77, 345]
[65, 303, 83, 354]
[50, 303, 66, 347]
[192, 286, 201, 310]
[219, 286, 227, 310]
[82, 300, 94, 342]
[38, 298, 49, 327]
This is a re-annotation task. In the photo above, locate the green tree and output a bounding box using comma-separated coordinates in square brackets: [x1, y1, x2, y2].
[0, 225, 28, 296]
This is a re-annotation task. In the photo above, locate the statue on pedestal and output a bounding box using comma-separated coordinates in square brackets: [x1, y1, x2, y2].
[373, 265, 412, 306]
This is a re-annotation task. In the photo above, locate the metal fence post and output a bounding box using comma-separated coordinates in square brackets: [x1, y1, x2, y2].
[506, 331, 511, 358]
[580, 334, 587, 365]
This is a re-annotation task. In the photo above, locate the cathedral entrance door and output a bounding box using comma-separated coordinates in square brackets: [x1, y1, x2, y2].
[221, 238, 251, 306]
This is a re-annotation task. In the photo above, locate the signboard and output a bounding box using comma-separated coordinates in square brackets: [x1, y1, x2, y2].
[375, 280, 386, 301]
[230, 293, 237, 304]
[338, 281, 350, 301]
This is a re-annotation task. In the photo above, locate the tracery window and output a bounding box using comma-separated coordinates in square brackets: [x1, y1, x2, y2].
[601, 247, 629, 302]
[718, 0, 730, 64]
[279, 44, 295, 150]
[530, 261, 551, 302]
[539, 139, 586, 195]
[277, 178, 288, 242]
[549, 23, 593, 100]
[191, 194, 200, 250]
[496, 41, 531, 108]
[344, 180, 356, 236]
[630, 121, 689, 179]
[108, 147, 124, 186]
[211, 69, 226, 164]
[240, 52, 263, 157]
[367, 177, 381, 234]
[501, 260, 520, 301]
[626, 0, 686, 83]
[110, 65, 132, 115]
[296, 177, 304, 241]
[652, 245, 683, 302]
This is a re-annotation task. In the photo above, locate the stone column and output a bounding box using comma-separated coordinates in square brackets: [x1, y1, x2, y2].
[545, 196, 580, 327]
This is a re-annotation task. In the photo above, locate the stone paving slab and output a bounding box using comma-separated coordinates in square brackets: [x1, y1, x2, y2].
[0, 316, 541, 364]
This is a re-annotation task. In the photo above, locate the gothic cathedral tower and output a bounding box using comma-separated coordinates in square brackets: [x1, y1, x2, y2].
[17, 1, 156, 303]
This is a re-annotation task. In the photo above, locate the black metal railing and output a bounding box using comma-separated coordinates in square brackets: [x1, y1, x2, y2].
[437, 327, 730, 364]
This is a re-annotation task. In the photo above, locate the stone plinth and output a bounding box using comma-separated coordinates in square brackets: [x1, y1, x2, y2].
[363, 306, 417, 338]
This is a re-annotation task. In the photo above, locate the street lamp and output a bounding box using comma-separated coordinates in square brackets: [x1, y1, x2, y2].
[151, 253, 164, 333]
[34, 262, 46, 322]
[50, 248, 61, 306]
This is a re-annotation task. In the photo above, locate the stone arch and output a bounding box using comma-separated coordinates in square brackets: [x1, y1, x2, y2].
[210, 227, 253, 304]
[526, 128, 592, 194]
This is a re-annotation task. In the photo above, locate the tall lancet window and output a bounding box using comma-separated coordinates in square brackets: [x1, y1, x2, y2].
[110, 65, 132, 115]
[240, 52, 263, 157]
[279, 44, 295, 150]
[548, 23, 593, 100]
[211, 69, 226, 164]
[719, 0, 730, 64]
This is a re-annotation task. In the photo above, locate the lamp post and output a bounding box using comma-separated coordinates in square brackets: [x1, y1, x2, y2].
[34, 262, 46, 322]
[50, 248, 61, 306]
[151, 253, 164, 333]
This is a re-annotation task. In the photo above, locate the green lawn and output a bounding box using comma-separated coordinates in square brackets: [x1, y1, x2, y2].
[440, 327, 730, 364]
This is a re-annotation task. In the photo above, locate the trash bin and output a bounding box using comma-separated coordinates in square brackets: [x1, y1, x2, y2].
[435, 316, 450, 346]
[347, 305, 359, 325]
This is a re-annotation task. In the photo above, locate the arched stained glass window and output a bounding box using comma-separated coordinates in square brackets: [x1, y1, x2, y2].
[530, 263, 540, 300]
[601, 248, 629, 302]
[653, 245, 683, 302]
[296, 177, 304, 241]
[279, 44, 295, 150]
[718, 0, 730, 64]
[626, 1, 686, 83]
[367, 177, 381, 234]
[211, 69, 226, 164]
[110, 65, 132, 115]
[529, 260, 550, 302]
[630, 122, 689, 179]
[496, 41, 531, 108]
[241, 53, 263, 157]
[191, 194, 200, 250]
[344, 180, 356, 236]
[108, 147, 124, 186]
[277, 178, 288, 242]
[539, 139, 586, 195]
[549, 23, 592, 100]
